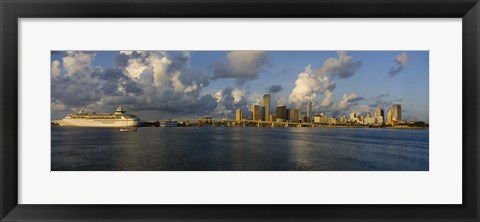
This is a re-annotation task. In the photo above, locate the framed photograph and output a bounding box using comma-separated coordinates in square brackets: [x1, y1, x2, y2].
[1, 0, 479, 221]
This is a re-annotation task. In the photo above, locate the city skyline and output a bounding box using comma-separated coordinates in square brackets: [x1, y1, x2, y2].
[50, 50, 429, 122]
[235, 94, 405, 125]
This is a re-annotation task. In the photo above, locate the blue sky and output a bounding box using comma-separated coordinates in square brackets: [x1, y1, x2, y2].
[51, 50, 429, 122]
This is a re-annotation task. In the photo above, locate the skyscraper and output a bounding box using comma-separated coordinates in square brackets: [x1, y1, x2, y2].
[289, 108, 299, 123]
[375, 107, 384, 124]
[350, 112, 356, 121]
[294, 108, 300, 122]
[276, 105, 287, 121]
[262, 94, 270, 122]
[387, 109, 393, 124]
[235, 108, 243, 121]
[261, 106, 265, 121]
[251, 105, 261, 121]
[297, 108, 302, 122]
[307, 101, 312, 122]
[391, 104, 402, 123]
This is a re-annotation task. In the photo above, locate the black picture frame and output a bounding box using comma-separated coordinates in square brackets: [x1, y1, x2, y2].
[1, 0, 479, 221]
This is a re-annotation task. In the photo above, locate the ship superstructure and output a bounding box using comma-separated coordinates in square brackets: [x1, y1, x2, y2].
[56, 106, 140, 127]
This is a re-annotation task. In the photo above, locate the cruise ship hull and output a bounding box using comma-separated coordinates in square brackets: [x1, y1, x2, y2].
[56, 119, 139, 127]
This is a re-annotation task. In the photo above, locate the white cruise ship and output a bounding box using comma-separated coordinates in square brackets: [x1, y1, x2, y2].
[56, 106, 140, 127]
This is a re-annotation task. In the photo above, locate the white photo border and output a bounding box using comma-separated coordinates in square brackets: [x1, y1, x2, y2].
[18, 18, 461, 204]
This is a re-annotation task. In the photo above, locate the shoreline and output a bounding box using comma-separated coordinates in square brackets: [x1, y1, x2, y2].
[52, 123, 428, 130]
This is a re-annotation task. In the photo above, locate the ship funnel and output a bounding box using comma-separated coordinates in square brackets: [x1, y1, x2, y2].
[115, 106, 126, 115]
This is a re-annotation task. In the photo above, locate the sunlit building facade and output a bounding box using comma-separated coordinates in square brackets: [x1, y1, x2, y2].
[391, 104, 402, 123]
[251, 105, 261, 121]
[307, 102, 312, 122]
[387, 109, 393, 124]
[289, 108, 300, 122]
[350, 112, 356, 121]
[276, 105, 287, 121]
[235, 108, 243, 121]
[375, 107, 384, 123]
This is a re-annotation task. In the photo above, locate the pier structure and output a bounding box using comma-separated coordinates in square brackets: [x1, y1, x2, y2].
[232, 119, 313, 128]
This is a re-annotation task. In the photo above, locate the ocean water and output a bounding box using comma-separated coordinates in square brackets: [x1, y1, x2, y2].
[51, 127, 429, 171]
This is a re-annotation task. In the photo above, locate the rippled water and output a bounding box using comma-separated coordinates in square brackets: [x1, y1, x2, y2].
[51, 127, 428, 171]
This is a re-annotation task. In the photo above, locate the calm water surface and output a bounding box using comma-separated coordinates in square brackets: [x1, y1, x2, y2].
[51, 127, 429, 171]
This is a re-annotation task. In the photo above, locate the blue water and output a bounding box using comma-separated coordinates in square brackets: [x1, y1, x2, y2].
[51, 127, 429, 171]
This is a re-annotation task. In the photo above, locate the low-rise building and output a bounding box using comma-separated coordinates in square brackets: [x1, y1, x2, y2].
[364, 117, 376, 125]
[375, 116, 384, 124]
[328, 117, 337, 125]
[269, 114, 276, 122]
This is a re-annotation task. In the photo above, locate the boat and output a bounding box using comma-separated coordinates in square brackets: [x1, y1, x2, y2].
[119, 114, 138, 132]
[160, 119, 178, 127]
[120, 127, 137, 132]
[56, 106, 140, 128]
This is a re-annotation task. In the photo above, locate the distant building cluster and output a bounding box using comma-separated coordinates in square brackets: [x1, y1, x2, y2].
[312, 104, 403, 126]
[235, 93, 406, 126]
[235, 93, 314, 123]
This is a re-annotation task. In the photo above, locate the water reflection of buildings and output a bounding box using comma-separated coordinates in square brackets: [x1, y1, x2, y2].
[110, 128, 167, 170]
[288, 129, 314, 170]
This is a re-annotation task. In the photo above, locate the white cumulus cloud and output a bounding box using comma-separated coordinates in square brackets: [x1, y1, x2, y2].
[211, 51, 270, 86]
[288, 65, 335, 107]
[288, 51, 361, 108]
[388, 52, 410, 77]
[62, 51, 95, 76]
[51, 60, 61, 77]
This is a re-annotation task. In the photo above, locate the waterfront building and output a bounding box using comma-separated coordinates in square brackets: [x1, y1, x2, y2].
[350, 112, 356, 121]
[314, 114, 321, 123]
[297, 109, 302, 122]
[318, 113, 328, 124]
[375, 107, 384, 123]
[295, 108, 300, 122]
[276, 105, 287, 121]
[366, 112, 372, 118]
[328, 117, 337, 125]
[261, 106, 265, 121]
[364, 117, 376, 125]
[262, 94, 270, 121]
[235, 108, 243, 121]
[375, 116, 384, 124]
[289, 108, 300, 122]
[307, 102, 312, 122]
[288, 109, 294, 122]
[387, 109, 393, 124]
[199, 117, 213, 125]
[269, 114, 276, 122]
[251, 105, 261, 121]
[391, 104, 402, 123]
[339, 115, 348, 124]
[358, 114, 364, 121]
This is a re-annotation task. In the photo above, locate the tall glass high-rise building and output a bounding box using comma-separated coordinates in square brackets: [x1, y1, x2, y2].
[236, 108, 243, 121]
[391, 104, 401, 122]
[307, 101, 312, 122]
[276, 105, 287, 121]
[251, 105, 261, 121]
[375, 107, 384, 122]
[262, 94, 270, 121]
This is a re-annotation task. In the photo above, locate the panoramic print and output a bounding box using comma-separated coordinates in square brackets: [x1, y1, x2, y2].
[51, 50, 429, 171]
